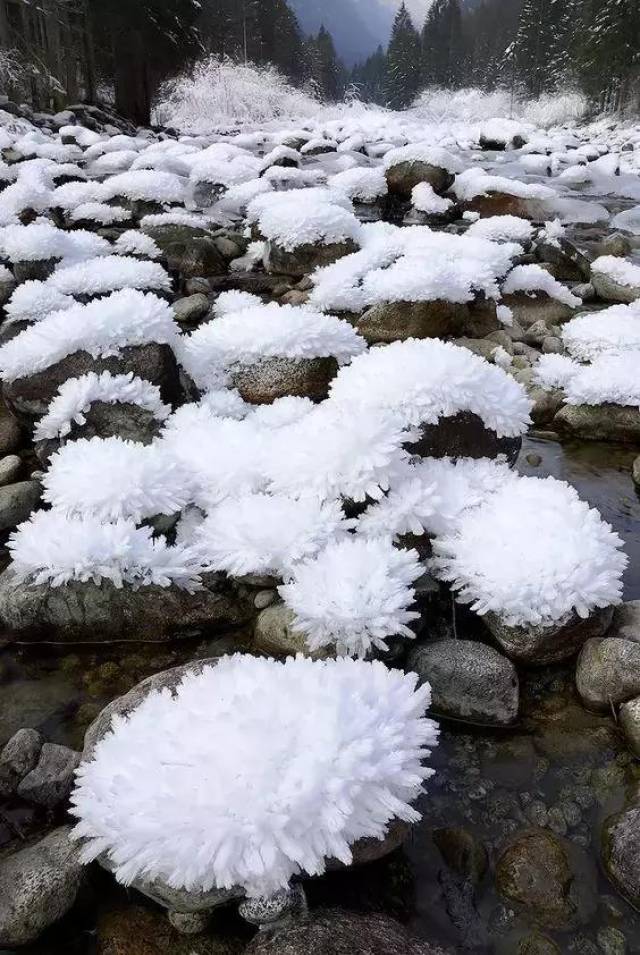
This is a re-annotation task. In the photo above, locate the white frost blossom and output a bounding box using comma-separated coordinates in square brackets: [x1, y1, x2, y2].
[280, 537, 423, 657]
[70, 654, 439, 896]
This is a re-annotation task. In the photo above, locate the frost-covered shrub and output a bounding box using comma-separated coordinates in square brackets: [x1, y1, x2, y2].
[248, 190, 361, 250]
[178, 302, 366, 391]
[9, 510, 200, 590]
[309, 221, 519, 312]
[192, 493, 354, 577]
[42, 436, 192, 523]
[48, 255, 171, 298]
[0, 289, 179, 383]
[560, 302, 640, 360]
[502, 264, 581, 307]
[280, 538, 422, 657]
[536, 353, 640, 407]
[432, 476, 627, 627]
[34, 372, 171, 442]
[71, 654, 438, 895]
[329, 338, 532, 437]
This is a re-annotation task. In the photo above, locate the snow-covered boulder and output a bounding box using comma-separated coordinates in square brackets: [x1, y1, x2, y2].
[453, 169, 553, 220]
[591, 255, 640, 303]
[383, 144, 460, 198]
[501, 264, 581, 328]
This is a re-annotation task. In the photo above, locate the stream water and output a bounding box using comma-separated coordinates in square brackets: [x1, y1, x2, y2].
[1, 436, 638, 953]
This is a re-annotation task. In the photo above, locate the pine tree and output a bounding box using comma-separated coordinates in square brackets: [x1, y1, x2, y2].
[308, 25, 343, 101]
[422, 0, 465, 88]
[578, 0, 640, 110]
[511, 0, 558, 97]
[385, 2, 422, 109]
[351, 45, 388, 104]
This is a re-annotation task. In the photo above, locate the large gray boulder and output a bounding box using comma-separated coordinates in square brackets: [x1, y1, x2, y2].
[0, 826, 84, 947]
[485, 606, 614, 666]
[591, 267, 640, 304]
[0, 728, 43, 798]
[230, 356, 339, 404]
[407, 638, 519, 725]
[408, 411, 522, 465]
[264, 239, 358, 278]
[17, 742, 81, 808]
[576, 637, 640, 711]
[0, 480, 41, 531]
[502, 292, 576, 329]
[553, 404, 640, 445]
[385, 160, 454, 198]
[246, 910, 451, 955]
[0, 569, 254, 643]
[602, 804, 640, 908]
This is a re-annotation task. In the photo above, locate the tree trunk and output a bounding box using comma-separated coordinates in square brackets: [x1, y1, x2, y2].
[114, 28, 150, 124]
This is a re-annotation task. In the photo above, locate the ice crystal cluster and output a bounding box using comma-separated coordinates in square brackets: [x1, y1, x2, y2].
[70, 655, 439, 896]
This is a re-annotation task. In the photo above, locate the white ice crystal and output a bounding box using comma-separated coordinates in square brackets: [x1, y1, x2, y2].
[9, 510, 200, 590]
[452, 168, 554, 202]
[4, 280, 75, 324]
[192, 492, 354, 577]
[558, 353, 640, 407]
[561, 302, 640, 360]
[250, 190, 361, 251]
[102, 170, 187, 205]
[329, 338, 532, 437]
[34, 372, 171, 442]
[0, 222, 109, 263]
[48, 255, 171, 297]
[328, 166, 388, 203]
[383, 143, 462, 174]
[68, 203, 132, 225]
[411, 182, 453, 215]
[113, 230, 161, 259]
[0, 289, 178, 382]
[42, 436, 193, 523]
[502, 264, 581, 307]
[432, 476, 627, 627]
[70, 654, 438, 896]
[280, 537, 422, 657]
[466, 215, 534, 244]
[178, 303, 366, 389]
[591, 255, 640, 289]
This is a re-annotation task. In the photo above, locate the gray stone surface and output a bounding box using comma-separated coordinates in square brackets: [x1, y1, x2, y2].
[230, 356, 338, 404]
[0, 728, 43, 798]
[408, 411, 522, 465]
[356, 298, 499, 344]
[0, 479, 41, 531]
[34, 401, 163, 465]
[0, 826, 84, 946]
[576, 637, 640, 711]
[554, 403, 640, 444]
[385, 160, 453, 198]
[0, 405, 22, 455]
[592, 269, 640, 304]
[602, 804, 640, 909]
[619, 696, 640, 756]
[485, 606, 614, 666]
[264, 239, 358, 278]
[246, 910, 451, 955]
[612, 600, 640, 642]
[407, 638, 519, 725]
[0, 568, 254, 643]
[17, 742, 81, 807]
[502, 292, 575, 328]
[253, 604, 327, 658]
[0, 453, 21, 486]
[172, 293, 210, 325]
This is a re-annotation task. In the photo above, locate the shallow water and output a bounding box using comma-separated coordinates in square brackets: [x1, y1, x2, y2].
[1, 439, 639, 952]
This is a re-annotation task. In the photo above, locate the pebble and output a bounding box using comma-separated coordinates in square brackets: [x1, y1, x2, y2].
[0, 454, 21, 487]
[0, 480, 41, 532]
[17, 742, 81, 807]
[0, 728, 43, 798]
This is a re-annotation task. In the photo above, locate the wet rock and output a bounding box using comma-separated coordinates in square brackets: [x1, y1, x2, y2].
[385, 160, 454, 198]
[0, 271, 16, 306]
[528, 386, 564, 427]
[502, 292, 575, 328]
[355, 298, 499, 344]
[576, 637, 640, 711]
[0, 453, 21, 486]
[230, 356, 339, 404]
[264, 239, 358, 278]
[496, 827, 596, 930]
[407, 639, 519, 725]
[599, 233, 632, 258]
[554, 404, 640, 445]
[632, 456, 640, 488]
[0, 480, 41, 531]
[253, 604, 327, 658]
[164, 236, 227, 280]
[611, 600, 640, 641]
[0, 728, 43, 798]
[12, 256, 59, 284]
[592, 269, 640, 304]
[0, 405, 22, 455]
[0, 569, 254, 643]
[484, 606, 613, 666]
[524, 319, 552, 346]
[535, 238, 592, 282]
[0, 826, 84, 946]
[596, 926, 627, 955]
[279, 289, 309, 307]
[4, 343, 181, 421]
[97, 902, 243, 954]
[173, 293, 210, 325]
[408, 411, 522, 465]
[515, 934, 561, 955]
[17, 742, 81, 807]
[245, 909, 450, 955]
[542, 336, 563, 354]
[462, 193, 548, 220]
[602, 803, 640, 909]
[433, 827, 488, 884]
[573, 282, 596, 301]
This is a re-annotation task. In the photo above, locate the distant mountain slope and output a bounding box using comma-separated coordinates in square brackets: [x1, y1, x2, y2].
[290, 0, 395, 66]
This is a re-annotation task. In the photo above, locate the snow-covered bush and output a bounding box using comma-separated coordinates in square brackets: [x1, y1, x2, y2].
[9, 510, 200, 590]
[71, 654, 438, 896]
[42, 436, 192, 523]
[280, 537, 422, 657]
[155, 57, 322, 132]
[329, 338, 532, 437]
[192, 493, 354, 577]
[34, 372, 171, 442]
[178, 302, 366, 391]
[432, 476, 627, 627]
[0, 289, 178, 382]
